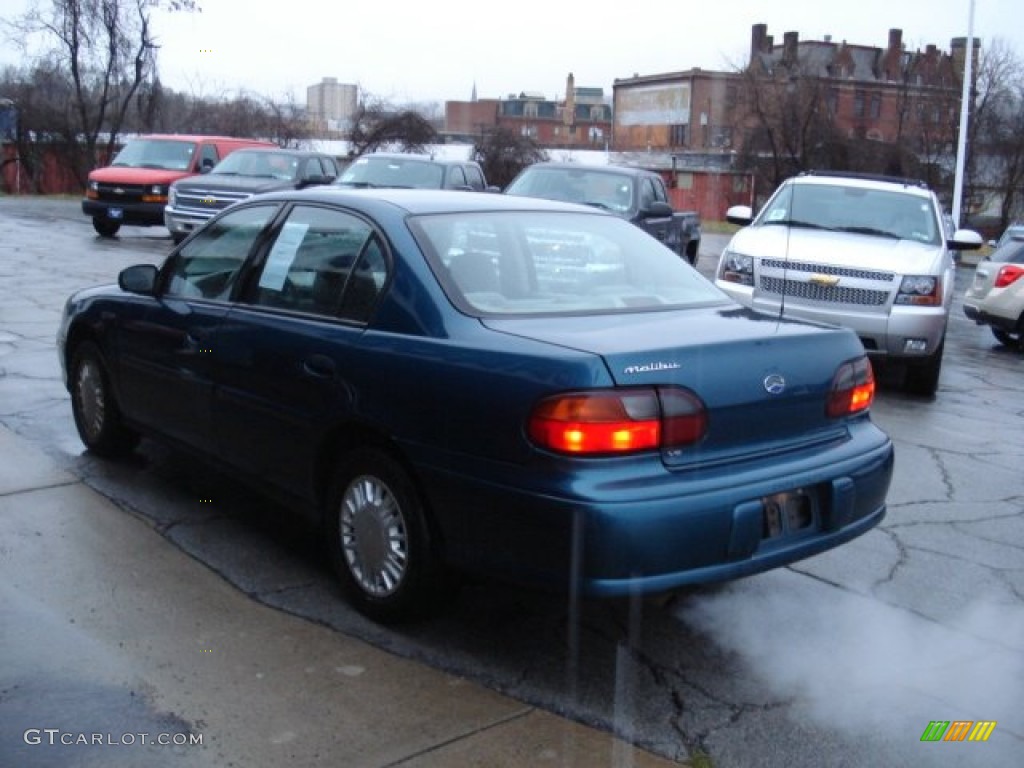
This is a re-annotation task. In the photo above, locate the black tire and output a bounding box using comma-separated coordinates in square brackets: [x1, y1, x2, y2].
[904, 341, 944, 397]
[992, 327, 1022, 349]
[685, 239, 699, 266]
[92, 218, 121, 237]
[69, 341, 139, 457]
[325, 448, 450, 623]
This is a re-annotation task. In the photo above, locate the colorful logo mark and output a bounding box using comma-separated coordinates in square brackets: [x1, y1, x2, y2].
[920, 720, 997, 742]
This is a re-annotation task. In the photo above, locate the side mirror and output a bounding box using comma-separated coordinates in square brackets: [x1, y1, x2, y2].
[119, 264, 158, 295]
[200, 158, 216, 174]
[641, 200, 674, 219]
[948, 229, 984, 251]
[726, 205, 754, 226]
[298, 175, 331, 188]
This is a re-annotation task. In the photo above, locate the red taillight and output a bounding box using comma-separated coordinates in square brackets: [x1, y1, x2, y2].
[994, 264, 1024, 288]
[827, 357, 875, 418]
[527, 388, 706, 455]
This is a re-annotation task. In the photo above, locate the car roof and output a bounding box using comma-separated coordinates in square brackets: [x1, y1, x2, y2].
[226, 148, 328, 157]
[249, 186, 605, 216]
[356, 152, 476, 168]
[791, 170, 934, 197]
[523, 162, 651, 178]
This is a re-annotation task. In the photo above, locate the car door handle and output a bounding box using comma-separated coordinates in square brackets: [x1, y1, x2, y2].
[303, 354, 336, 379]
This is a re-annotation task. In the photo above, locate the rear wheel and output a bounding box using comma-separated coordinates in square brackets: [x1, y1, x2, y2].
[69, 341, 139, 457]
[903, 341, 944, 397]
[992, 327, 1023, 349]
[325, 448, 451, 623]
[92, 218, 121, 237]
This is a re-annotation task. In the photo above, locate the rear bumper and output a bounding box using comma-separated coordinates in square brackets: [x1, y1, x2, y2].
[415, 422, 894, 596]
[82, 199, 165, 227]
[964, 301, 1018, 332]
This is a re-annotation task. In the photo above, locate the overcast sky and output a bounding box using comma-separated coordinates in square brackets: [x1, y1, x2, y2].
[4, 0, 1019, 105]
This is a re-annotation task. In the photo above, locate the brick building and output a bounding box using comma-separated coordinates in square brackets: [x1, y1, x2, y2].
[612, 24, 970, 157]
[443, 74, 612, 149]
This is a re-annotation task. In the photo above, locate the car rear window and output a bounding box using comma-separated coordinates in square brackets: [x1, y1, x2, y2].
[990, 238, 1024, 264]
[410, 210, 727, 316]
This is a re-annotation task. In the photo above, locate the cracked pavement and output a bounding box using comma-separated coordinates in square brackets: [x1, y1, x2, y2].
[1, 197, 1021, 767]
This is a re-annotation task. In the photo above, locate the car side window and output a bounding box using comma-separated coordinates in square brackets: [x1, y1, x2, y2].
[464, 165, 485, 190]
[250, 205, 385, 321]
[199, 143, 219, 172]
[447, 166, 467, 189]
[302, 157, 324, 180]
[163, 204, 277, 300]
[639, 179, 657, 210]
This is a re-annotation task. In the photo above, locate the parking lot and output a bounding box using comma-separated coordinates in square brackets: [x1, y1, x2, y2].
[1, 196, 1022, 767]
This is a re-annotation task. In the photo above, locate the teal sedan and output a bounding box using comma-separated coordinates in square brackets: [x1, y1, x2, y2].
[58, 188, 893, 623]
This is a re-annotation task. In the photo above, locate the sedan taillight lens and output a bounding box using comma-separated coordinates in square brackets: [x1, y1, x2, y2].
[528, 387, 707, 455]
[827, 357, 875, 418]
[994, 264, 1024, 288]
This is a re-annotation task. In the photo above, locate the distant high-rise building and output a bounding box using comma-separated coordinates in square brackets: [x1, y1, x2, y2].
[306, 77, 358, 133]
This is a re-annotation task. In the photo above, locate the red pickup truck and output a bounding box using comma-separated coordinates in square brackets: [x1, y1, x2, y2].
[82, 134, 275, 237]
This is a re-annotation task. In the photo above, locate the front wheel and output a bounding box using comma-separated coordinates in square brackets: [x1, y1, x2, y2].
[92, 218, 121, 237]
[903, 342, 944, 397]
[685, 239, 699, 266]
[69, 341, 139, 457]
[325, 449, 451, 623]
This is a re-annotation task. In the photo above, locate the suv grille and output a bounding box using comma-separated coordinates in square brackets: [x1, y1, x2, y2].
[761, 259, 895, 281]
[761, 277, 889, 306]
[96, 183, 145, 204]
[174, 188, 252, 216]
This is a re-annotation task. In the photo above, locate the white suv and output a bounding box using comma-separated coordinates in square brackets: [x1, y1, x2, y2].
[715, 172, 982, 396]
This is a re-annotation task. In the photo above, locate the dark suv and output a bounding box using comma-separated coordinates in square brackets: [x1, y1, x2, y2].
[164, 148, 340, 243]
[334, 152, 495, 191]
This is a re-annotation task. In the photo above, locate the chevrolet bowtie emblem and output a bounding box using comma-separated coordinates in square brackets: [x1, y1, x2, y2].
[809, 274, 840, 286]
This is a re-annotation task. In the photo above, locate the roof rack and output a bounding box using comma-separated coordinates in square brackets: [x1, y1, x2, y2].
[800, 170, 929, 189]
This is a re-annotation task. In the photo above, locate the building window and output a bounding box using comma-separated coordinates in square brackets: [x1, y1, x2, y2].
[524, 102, 539, 118]
[854, 90, 866, 118]
[870, 93, 881, 119]
[676, 172, 694, 190]
[669, 124, 688, 147]
[827, 88, 839, 115]
[520, 124, 537, 138]
[589, 105, 605, 121]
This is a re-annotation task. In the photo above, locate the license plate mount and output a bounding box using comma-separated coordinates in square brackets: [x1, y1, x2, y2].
[108, 208, 123, 220]
[762, 490, 814, 539]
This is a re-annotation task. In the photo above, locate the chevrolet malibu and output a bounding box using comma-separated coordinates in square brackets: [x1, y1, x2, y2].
[58, 189, 894, 623]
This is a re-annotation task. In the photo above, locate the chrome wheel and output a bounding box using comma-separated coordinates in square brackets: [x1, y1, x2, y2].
[339, 474, 409, 597]
[74, 357, 107, 443]
[69, 341, 139, 457]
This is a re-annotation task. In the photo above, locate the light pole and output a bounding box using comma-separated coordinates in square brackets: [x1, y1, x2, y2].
[952, 0, 976, 227]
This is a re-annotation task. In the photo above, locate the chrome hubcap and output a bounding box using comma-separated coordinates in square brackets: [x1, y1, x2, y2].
[339, 475, 408, 597]
[76, 359, 105, 441]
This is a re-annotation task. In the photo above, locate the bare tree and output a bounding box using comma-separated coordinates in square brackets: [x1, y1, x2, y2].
[347, 97, 438, 158]
[4, 0, 199, 186]
[733, 63, 841, 197]
[963, 39, 1024, 229]
[471, 126, 547, 189]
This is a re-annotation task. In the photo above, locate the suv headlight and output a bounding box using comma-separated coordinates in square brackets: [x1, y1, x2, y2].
[168, 187, 177, 207]
[895, 275, 941, 306]
[718, 250, 755, 286]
